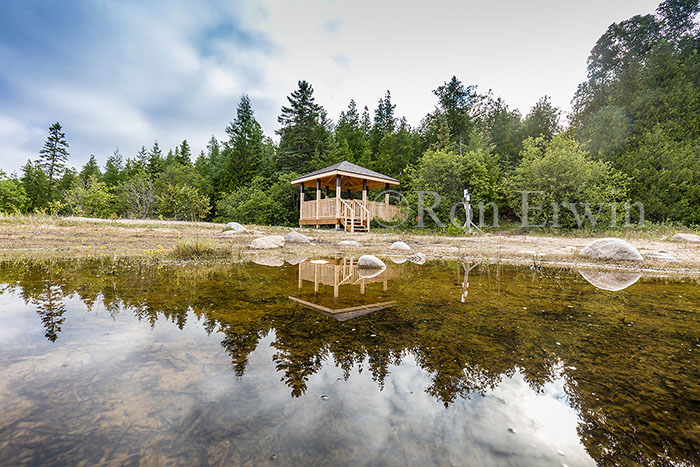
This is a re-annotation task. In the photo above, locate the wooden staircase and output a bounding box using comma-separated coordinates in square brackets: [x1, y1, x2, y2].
[341, 218, 369, 233]
[339, 199, 371, 233]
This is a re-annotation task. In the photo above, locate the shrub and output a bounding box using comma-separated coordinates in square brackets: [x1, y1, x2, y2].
[0, 173, 30, 213]
[157, 184, 211, 221]
[63, 175, 113, 218]
[508, 135, 629, 229]
[404, 148, 501, 228]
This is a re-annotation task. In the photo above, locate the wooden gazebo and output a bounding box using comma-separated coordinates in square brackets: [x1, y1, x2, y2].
[291, 161, 401, 232]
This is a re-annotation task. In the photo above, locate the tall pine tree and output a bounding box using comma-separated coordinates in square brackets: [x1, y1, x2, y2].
[222, 95, 265, 190]
[38, 122, 69, 199]
[276, 80, 330, 173]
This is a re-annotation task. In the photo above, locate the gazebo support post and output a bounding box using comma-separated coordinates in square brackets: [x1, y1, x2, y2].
[299, 183, 304, 224]
[335, 174, 341, 230]
[316, 179, 321, 228]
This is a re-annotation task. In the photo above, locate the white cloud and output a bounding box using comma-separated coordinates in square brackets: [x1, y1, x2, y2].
[0, 0, 661, 172]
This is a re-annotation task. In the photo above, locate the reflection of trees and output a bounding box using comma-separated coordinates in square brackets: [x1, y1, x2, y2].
[34, 284, 67, 342]
[1, 259, 699, 465]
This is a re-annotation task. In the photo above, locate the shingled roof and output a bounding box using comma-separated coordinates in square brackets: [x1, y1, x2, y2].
[291, 161, 399, 183]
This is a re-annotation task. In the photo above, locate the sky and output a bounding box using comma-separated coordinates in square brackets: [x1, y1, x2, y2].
[0, 0, 662, 174]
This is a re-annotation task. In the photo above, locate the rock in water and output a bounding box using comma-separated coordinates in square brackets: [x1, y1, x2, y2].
[579, 238, 643, 261]
[338, 240, 363, 247]
[647, 250, 678, 261]
[578, 269, 641, 291]
[407, 252, 427, 264]
[357, 255, 386, 269]
[284, 230, 311, 244]
[252, 257, 284, 267]
[224, 222, 246, 232]
[670, 233, 700, 244]
[249, 235, 285, 249]
[390, 241, 411, 251]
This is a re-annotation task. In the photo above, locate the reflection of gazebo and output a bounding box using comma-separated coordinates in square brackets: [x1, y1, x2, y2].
[290, 161, 401, 232]
[288, 258, 399, 321]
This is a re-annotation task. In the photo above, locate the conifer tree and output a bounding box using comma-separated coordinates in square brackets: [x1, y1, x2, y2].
[38, 122, 69, 199]
[276, 80, 330, 173]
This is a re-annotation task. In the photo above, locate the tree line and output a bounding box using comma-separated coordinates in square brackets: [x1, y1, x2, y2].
[1, 0, 698, 229]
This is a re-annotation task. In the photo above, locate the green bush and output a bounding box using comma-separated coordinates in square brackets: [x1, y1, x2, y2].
[216, 174, 299, 226]
[157, 184, 211, 221]
[404, 148, 501, 228]
[508, 135, 629, 229]
[0, 173, 30, 213]
[63, 175, 114, 218]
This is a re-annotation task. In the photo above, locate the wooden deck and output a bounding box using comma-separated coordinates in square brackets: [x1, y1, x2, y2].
[299, 198, 402, 232]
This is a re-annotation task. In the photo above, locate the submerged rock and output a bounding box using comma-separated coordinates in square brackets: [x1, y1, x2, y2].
[252, 257, 284, 267]
[670, 233, 700, 243]
[407, 252, 427, 265]
[338, 240, 363, 247]
[249, 235, 285, 249]
[647, 250, 678, 261]
[579, 238, 643, 262]
[390, 241, 411, 251]
[358, 254, 386, 269]
[285, 257, 307, 265]
[578, 269, 642, 291]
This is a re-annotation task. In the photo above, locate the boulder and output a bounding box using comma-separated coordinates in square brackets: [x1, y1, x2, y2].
[390, 241, 411, 251]
[407, 252, 427, 265]
[357, 255, 386, 269]
[389, 256, 407, 264]
[647, 250, 678, 261]
[249, 235, 285, 249]
[284, 230, 311, 244]
[579, 238, 643, 262]
[252, 257, 284, 267]
[224, 222, 246, 233]
[578, 269, 641, 291]
[338, 240, 363, 247]
[670, 233, 700, 244]
[285, 257, 307, 265]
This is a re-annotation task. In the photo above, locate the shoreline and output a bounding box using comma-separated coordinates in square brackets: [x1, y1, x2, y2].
[1, 215, 699, 277]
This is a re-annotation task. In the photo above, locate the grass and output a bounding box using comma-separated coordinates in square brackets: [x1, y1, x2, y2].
[170, 237, 229, 260]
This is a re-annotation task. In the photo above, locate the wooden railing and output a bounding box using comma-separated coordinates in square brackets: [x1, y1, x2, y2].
[301, 198, 338, 220]
[300, 197, 403, 226]
[366, 200, 402, 221]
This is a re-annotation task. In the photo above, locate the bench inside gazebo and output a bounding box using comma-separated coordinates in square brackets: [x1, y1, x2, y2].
[291, 161, 401, 232]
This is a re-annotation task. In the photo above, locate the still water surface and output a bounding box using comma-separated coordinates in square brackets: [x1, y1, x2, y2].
[0, 258, 698, 466]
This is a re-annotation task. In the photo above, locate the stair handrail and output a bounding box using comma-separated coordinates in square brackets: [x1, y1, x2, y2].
[339, 198, 354, 232]
[358, 200, 372, 232]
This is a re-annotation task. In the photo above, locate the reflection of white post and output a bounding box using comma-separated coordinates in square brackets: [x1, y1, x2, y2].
[314, 263, 319, 293]
[298, 262, 302, 289]
[461, 262, 480, 303]
[334, 265, 339, 298]
[360, 279, 365, 295]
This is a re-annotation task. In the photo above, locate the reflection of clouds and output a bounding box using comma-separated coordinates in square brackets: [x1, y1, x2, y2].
[1, 301, 596, 465]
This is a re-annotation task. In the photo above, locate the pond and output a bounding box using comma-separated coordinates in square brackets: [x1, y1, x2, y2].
[0, 258, 698, 466]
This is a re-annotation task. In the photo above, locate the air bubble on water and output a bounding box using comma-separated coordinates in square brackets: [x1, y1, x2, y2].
[320, 394, 329, 400]
[508, 427, 516, 433]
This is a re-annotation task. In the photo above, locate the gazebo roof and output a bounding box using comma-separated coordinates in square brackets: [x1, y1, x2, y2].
[291, 161, 399, 190]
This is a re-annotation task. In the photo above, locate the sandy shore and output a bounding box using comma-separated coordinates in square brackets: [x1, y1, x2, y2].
[1, 215, 699, 275]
